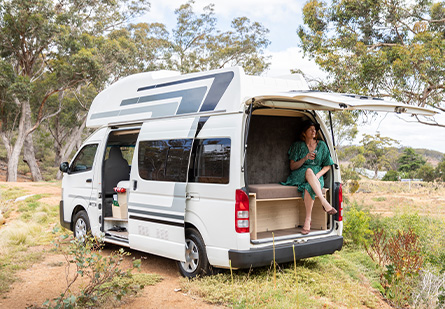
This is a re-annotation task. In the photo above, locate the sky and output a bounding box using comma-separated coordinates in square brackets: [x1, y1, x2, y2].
[138, 0, 445, 153]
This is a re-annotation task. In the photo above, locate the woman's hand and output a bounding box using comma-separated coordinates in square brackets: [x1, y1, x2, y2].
[307, 152, 316, 160]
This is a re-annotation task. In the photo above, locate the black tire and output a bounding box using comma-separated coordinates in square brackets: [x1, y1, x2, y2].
[73, 210, 91, 240]
[177, 228, 211, 278]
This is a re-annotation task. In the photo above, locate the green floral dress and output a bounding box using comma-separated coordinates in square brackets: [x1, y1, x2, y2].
[281, 140, 334, 200]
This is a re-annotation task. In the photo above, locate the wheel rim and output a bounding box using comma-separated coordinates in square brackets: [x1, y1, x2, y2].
[181, 238, 199, 273]
[75, 217, 87, 240]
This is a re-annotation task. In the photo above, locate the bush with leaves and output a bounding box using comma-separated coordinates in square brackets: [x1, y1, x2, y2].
[382, 170, 399, 181]
[366, 228, 424, 308]
[44, 235, 146, 308]
[342, 202, 373, 247]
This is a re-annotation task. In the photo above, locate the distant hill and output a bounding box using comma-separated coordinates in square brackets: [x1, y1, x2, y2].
[412, 148, 444, 166]
[338, 145, 444, 167]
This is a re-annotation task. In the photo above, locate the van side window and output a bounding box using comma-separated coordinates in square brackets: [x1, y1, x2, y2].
[70, 144, 98, 173]
[138, 139, 192, 182]
[193, 138, 230, 184]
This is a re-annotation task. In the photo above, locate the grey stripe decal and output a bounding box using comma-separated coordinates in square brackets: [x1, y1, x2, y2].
[137, 71, 234, 113]
[128, 208, 184, 221]
[90, 102, 179, 120]
[129, 215, 184, 227]
[128, 202, 185, 213]
[68, 194, 90, 200]
[122, 87, 208, 116]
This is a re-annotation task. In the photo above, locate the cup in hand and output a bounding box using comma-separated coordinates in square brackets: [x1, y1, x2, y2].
[310, 150, 318, 164]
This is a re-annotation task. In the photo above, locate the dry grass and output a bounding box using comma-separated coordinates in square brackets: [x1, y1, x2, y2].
[344, 180, 445, 218]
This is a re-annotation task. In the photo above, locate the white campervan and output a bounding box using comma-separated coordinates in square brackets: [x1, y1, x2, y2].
[59, 67, 434, 277]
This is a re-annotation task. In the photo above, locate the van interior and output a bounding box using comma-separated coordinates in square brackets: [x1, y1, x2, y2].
[102, 129, 140, 242]
[245, 109, 332, 242]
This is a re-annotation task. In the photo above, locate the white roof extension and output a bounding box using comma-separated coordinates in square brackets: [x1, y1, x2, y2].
[86, 66, 436, 128]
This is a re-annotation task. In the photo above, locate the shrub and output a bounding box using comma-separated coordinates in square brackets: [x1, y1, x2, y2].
[342, 203, 373, 247]
[382, 170, 399, 181]
[366, 228, 424, 308]
[44, 235, 146, 308]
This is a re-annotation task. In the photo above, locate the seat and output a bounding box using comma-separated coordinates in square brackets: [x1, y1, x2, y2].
[103, 147, 130, 196]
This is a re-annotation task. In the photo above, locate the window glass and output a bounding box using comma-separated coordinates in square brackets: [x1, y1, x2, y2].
[138, 139, 192, 182]
[194, 138, 230, 184]
[105, 145, 135, 165]
[70, 144, 98, 173]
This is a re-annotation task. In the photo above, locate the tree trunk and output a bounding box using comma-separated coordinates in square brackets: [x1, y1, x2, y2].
[23, 133, 43, 181]
[4, 99, 29, 182]
[55, 117, 87, 180]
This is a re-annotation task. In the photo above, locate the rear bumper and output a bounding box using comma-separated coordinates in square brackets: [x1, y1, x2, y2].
[59, 200, 71, 230]
[229, 235, 343, 269]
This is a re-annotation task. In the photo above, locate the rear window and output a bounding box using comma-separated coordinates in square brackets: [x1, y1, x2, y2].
[192, 138, 231, 184]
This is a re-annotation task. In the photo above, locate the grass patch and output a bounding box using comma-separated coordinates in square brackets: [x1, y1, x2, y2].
[371, 197, 386, 202]
[0, 186, 27, 201]
[181, 249, 382, 308]
[0, 187, 64, 295]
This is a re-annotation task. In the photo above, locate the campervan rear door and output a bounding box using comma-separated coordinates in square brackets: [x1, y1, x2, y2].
[127, 117, 198, 261]
[247, 92, 436, 116]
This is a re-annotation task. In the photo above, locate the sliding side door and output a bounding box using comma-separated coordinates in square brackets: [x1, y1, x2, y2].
[127, 117, 198, 261]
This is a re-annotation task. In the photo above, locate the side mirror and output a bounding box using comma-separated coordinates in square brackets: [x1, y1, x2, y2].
[59, 162, 70, 173]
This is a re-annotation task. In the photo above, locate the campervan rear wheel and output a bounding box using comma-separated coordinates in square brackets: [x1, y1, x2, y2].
[177, 228, 211, 278]
[73, 210, 90, 241]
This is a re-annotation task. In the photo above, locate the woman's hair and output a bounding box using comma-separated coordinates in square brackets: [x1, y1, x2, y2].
[299, 119, 320, 140]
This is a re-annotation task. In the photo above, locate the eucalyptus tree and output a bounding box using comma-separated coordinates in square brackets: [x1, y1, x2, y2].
[0, 0, 149, 181]
[169, 1, 270, 75]
[298, 0, 445, 126]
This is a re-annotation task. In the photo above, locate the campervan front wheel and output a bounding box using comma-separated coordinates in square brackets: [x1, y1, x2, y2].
[177, 228, 211, 278]
[73, 210, 91, 240]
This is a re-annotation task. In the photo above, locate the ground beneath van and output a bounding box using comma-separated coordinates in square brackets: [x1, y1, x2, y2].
[0, 182, 218, 309]
[3, 180, 440, 307]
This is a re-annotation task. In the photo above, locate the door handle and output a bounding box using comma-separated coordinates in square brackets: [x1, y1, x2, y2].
[86, 178, 92, 183]
[133, 180, 138, 191]
[186, 193, 199, 201]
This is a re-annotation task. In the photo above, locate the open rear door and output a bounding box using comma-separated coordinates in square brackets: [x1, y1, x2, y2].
[247, 91, 436, 116]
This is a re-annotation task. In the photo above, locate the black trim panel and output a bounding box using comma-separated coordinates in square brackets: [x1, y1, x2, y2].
[128, 209, 184, 221]
[59, 200, 71, 230]
[229, 236, 343, 269]
[129, 215, 185, 227]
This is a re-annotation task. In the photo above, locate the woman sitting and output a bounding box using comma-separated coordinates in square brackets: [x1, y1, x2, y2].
[281, 120, 337, 235]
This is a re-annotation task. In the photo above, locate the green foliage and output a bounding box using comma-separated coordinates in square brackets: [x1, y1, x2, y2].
[342, 202, 373, 247]
[340, 164, 360, 183]
[298, 0, 445, 118]
[168, 1, 270, 75]
[416, 163, 437, 182]
[382, 170, 399, 181]
[358, 134, 398, 178]
[366, 228, 423, 308]
[398, 147, 426, 176]
[44, 235, 153, 308]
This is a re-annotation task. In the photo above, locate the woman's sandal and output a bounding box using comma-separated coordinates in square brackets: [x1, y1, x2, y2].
[322, 204, 338, 215]
[301, 228, 310, 235]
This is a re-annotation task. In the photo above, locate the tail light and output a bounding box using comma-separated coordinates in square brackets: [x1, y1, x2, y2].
[338, 184, 343, 221]
[235, 189, 249, 233]
[114, 187, 126, 193]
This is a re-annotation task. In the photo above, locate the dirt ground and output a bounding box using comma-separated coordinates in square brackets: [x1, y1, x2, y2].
[0, 182, 219, 309]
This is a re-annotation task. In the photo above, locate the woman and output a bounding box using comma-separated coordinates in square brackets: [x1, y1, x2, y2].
[281, 120, 337, 235]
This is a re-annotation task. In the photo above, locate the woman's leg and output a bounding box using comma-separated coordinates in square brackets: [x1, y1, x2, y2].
[303, 189, 314, 230]
[305, 169, 335, 211]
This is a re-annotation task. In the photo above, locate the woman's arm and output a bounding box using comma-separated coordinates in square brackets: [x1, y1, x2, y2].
[315, 165, 331, 179]
[290, 153, 313, 170]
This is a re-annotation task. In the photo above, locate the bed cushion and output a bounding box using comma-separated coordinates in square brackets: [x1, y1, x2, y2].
[249, 184, 328, 199]
[249, 184, 301, 199]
